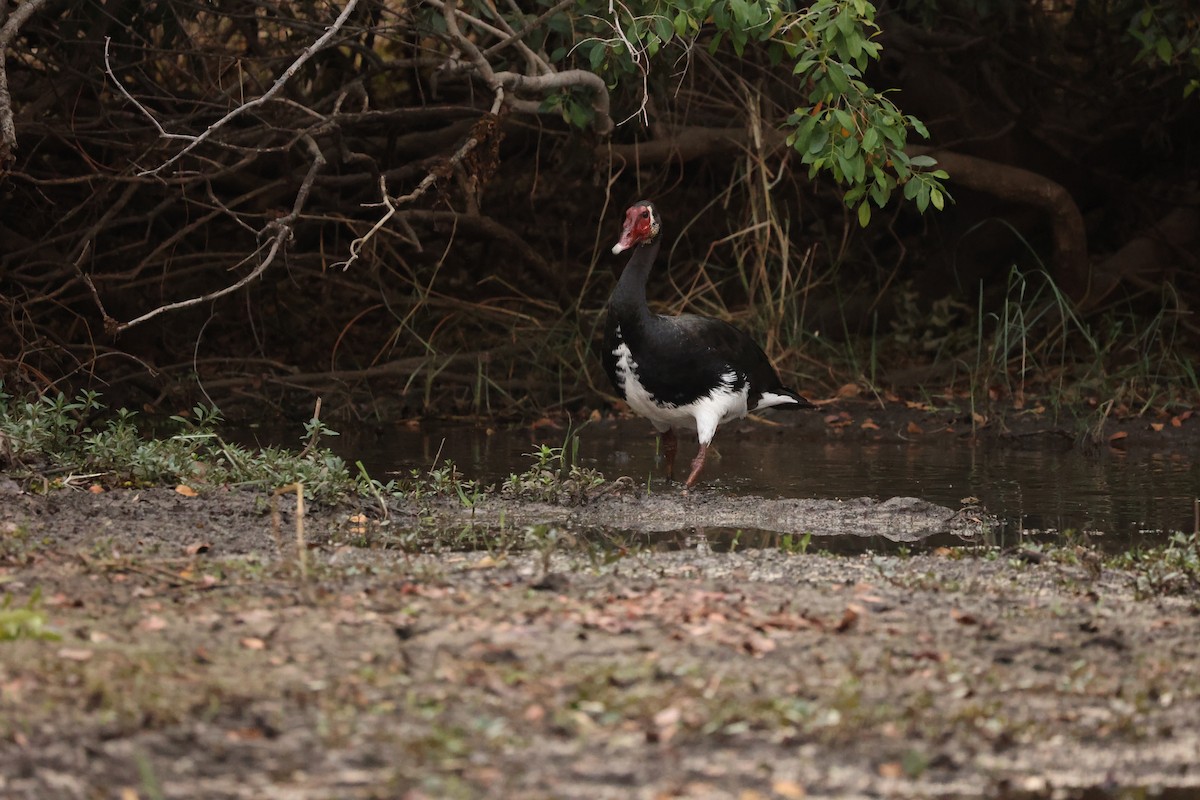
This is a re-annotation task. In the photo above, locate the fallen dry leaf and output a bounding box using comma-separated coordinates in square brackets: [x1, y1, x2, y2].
[836, 382, 862, 399]
[185, 541, 211, 556]
[737, 791, 768, 800]
[906, 421, 925, 435]
[743, 633, 776, 657]
[88, 484, 105, 494]
[240, 637, 266, 650]
[860, 419, 880, 431]
[174, 484, 198, 497]
[950, 608, 979, 625]
[653, 706, 681, 728]
[877, 762, 904, 778]
[139, 615, 168, 632]
[1109, 430, 1128, 443]
[57, 648, 93, 661]
[1150, 422, 1164, 432]
[772, 779, 807, 799]
[835, 604, 864, 633]
[225, 727, 265, 741]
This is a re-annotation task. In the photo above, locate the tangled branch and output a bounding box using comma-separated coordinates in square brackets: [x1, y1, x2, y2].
[111, 0, 361, 176]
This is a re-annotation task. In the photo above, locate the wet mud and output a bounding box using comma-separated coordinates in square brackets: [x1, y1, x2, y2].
[2, 486, 1199, 798]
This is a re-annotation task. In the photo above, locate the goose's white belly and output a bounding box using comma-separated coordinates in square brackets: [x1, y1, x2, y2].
[612, 340, 749, 444]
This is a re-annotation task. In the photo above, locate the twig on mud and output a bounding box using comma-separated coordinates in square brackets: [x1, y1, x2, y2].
[0, 0, 51, 165]
[76, 554, 207, 588]
[271, 482, 308, 580]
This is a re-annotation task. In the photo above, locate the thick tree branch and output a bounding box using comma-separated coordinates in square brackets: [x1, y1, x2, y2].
[1083, 205, 1200, 313]
[497, 69, 613, 134]
[0, 0, 51, 167]
[606, 129, 1092, 301]
[437, 0, 611, 134]
[601, 125, 767, 164]
[915, 148, 1090, 301]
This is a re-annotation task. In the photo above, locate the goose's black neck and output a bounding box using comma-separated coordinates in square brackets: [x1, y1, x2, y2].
[611, 237, 662, 322]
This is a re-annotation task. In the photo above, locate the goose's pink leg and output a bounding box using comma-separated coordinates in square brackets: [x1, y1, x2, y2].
[684, 443, 709, 489]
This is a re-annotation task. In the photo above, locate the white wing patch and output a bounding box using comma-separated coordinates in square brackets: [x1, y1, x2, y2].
[756, 391, 801, 410]
[612, 335, 750, 444]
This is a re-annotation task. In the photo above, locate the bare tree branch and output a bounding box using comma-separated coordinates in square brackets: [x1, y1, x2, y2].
[336, 116, 503, 272]
[105, 0, 360, 177]
[113, 135, 327, 333]
[482, 0, 574, 59]
[0, 0, 51, 167]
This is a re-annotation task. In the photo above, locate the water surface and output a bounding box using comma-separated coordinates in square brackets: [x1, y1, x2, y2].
[339, 420, 1199, 550]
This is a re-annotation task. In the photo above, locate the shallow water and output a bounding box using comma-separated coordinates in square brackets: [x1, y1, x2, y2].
[337, 420, 1200, 550]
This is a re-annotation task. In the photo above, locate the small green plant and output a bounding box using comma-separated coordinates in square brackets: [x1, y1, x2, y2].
[779, 532, 813, 555]
[503, 428, 605, 505]
[387, 459, 482, 508]
[1110, 530, 1200, 598]
[0, 388, 357, 501]
[0, 589, 61, 642]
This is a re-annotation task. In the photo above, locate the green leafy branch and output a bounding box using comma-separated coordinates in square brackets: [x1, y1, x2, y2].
[489, 0, 951, 223]
[1129, 3, 1200, 98]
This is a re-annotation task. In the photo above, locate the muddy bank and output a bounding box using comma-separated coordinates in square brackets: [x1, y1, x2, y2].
[2, 487, 1199, 799]
[442, 491, 991, 543]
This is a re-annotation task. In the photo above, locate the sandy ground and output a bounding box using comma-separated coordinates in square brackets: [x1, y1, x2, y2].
[2, 485, 1199, 799]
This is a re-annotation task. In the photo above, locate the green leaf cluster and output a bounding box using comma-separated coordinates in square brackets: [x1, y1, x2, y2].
[415, 0, 950, 221]
[0, 589, 61, 642]
[778, 1, 948, 224]
[1129, 3, 1200, 97]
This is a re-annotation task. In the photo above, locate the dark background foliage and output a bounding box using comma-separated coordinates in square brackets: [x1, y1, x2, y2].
[1, 0, 1197, 421]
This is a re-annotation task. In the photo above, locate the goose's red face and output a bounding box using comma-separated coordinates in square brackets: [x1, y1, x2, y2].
[612, 202, 660, 254]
